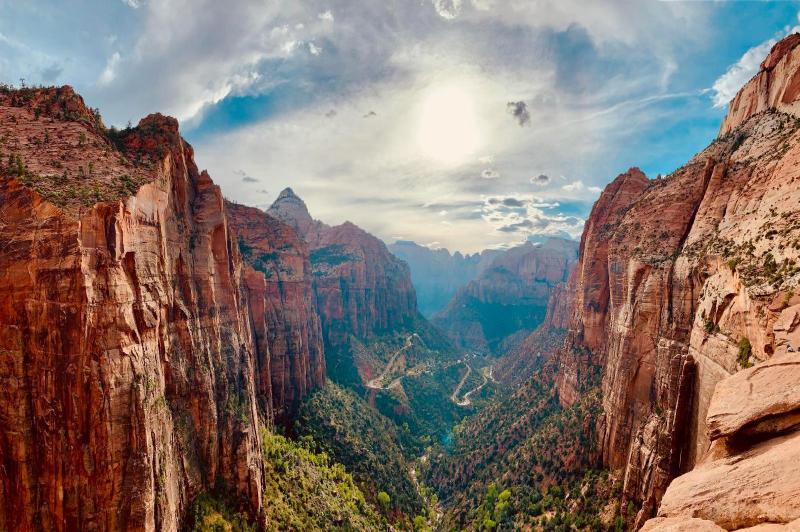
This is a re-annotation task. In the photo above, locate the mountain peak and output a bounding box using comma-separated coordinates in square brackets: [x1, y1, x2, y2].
[277, 187, 298, 200]
[268, 187, 317, 238]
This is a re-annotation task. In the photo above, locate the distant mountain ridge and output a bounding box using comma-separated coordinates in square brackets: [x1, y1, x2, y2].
[432, 237, 579, 354]
[388, 240, 500, 317]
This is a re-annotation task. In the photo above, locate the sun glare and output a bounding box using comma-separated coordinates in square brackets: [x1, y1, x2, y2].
[417, 84, 481, 165]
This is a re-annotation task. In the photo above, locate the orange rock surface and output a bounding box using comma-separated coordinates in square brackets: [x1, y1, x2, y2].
[0, 87, 323, 530]
[558, 34, 800, 526]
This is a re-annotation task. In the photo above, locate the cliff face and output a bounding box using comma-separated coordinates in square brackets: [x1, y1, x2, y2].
[719, 33, 800, 135]
[558, 35, 800, 527]
[644, 352, 800, 530]
[0, 87, 315, 530]
[434, 238, 578, 354]
[225, 202, 325, 420]
[387, 240, 499, 317]
[268, 189, 417, 351]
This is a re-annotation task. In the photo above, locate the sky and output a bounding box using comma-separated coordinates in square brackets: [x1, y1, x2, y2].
[2, 1, 800, 253]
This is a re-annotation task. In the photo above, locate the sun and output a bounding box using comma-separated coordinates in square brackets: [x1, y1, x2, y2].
[417, 83, 481, 165]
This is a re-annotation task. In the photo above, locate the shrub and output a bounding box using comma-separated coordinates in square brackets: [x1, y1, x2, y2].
[377, 491, 391, 511]
[738, 337, 753, 369]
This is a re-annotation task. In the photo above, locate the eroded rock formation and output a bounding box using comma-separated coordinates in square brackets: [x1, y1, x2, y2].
[225, 201, 325, 420]
[0, 87, 320, 530]
[557, 35, 800, 527]
[268, 188, 417, 351]
[434, 238, 578, 354]
[644, 354, 800, 530]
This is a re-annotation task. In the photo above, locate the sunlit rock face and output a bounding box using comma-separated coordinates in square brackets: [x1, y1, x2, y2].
[433, 238, 578, 354]
[0, 87, 334, 531]
[643, 354, 800, 531]
[0, 88, 267, 530]
[559, 34, 800, 527]
[719, 32, 800, 136]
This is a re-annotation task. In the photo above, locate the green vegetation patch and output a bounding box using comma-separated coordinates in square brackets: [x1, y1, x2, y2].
[296, 382, 424, 517]
[259, 427, 384, 530]
[311, 244, 352, 268]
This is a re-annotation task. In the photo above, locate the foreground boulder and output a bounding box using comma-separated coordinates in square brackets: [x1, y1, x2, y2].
[644, 354, 800, 530]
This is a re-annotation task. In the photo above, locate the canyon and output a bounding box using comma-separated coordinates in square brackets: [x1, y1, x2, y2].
[433, 237, 578, 354]
[0, 86, 417, 530]
[1, 31, 800, 532]
[388, 240, 500, 317]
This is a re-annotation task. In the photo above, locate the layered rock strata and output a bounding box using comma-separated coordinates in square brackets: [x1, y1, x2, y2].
[557, 34, 800, 526]
[0, 87, 321, 530]
[268, 189, 417, 351]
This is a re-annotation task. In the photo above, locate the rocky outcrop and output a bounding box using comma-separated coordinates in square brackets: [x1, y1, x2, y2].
[311, 222, 417, 348]
[388, 240, 499, 317]
[268, 189, 417, 353]
[434, 238, 578, 354]
[558, 34, 800, 526]
[0, 87, 312, 530]
[225, 202, 325, 420]
[719, 33, 800, 135]
[644, 354, 800, 530]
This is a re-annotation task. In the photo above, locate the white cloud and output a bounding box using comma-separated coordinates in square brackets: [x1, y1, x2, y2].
[480, 194, 584, 240]
[432, 0, 462, 20]
[121, 0, 143, 8]
[97, 52, 121, 85]
[0, 0, 715, 252]
[711, 39, 775, 108]
[711, 21, 800, 108]
[560, 180, 603, 196]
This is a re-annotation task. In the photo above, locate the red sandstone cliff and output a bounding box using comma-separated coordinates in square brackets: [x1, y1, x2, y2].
[267, 188, 417, 351]
[0, 87, 318, 530]
[225, 202, 325, 420]
[558, 35, 800, 528]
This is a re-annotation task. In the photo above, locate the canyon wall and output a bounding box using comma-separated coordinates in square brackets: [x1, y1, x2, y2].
[225, 202, 325, 420]
[0, 87, 320, 530]
[268, 188, 418, 350]
[434, 238, 578, 354]
[388, 240, 499, 317]
[558, 35, 800, 528]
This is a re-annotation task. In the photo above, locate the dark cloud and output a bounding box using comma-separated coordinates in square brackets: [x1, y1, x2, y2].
[39, 63, 63, 83]
[498, 219, 534, 233]
[325, 109, 337, 118]
[506, 100, 530, 126]
[234, 169, 259, 183]
[531, 174, 551, 185]
[481, 168, 500, 179]
[363, 110, 377, 118]
[502, 197, 528, 207]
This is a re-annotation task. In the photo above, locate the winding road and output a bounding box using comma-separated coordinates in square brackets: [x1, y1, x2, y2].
[450, 364, 472, 403]
[452, 364, 494, 407]
[365, 333, 419, 390]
